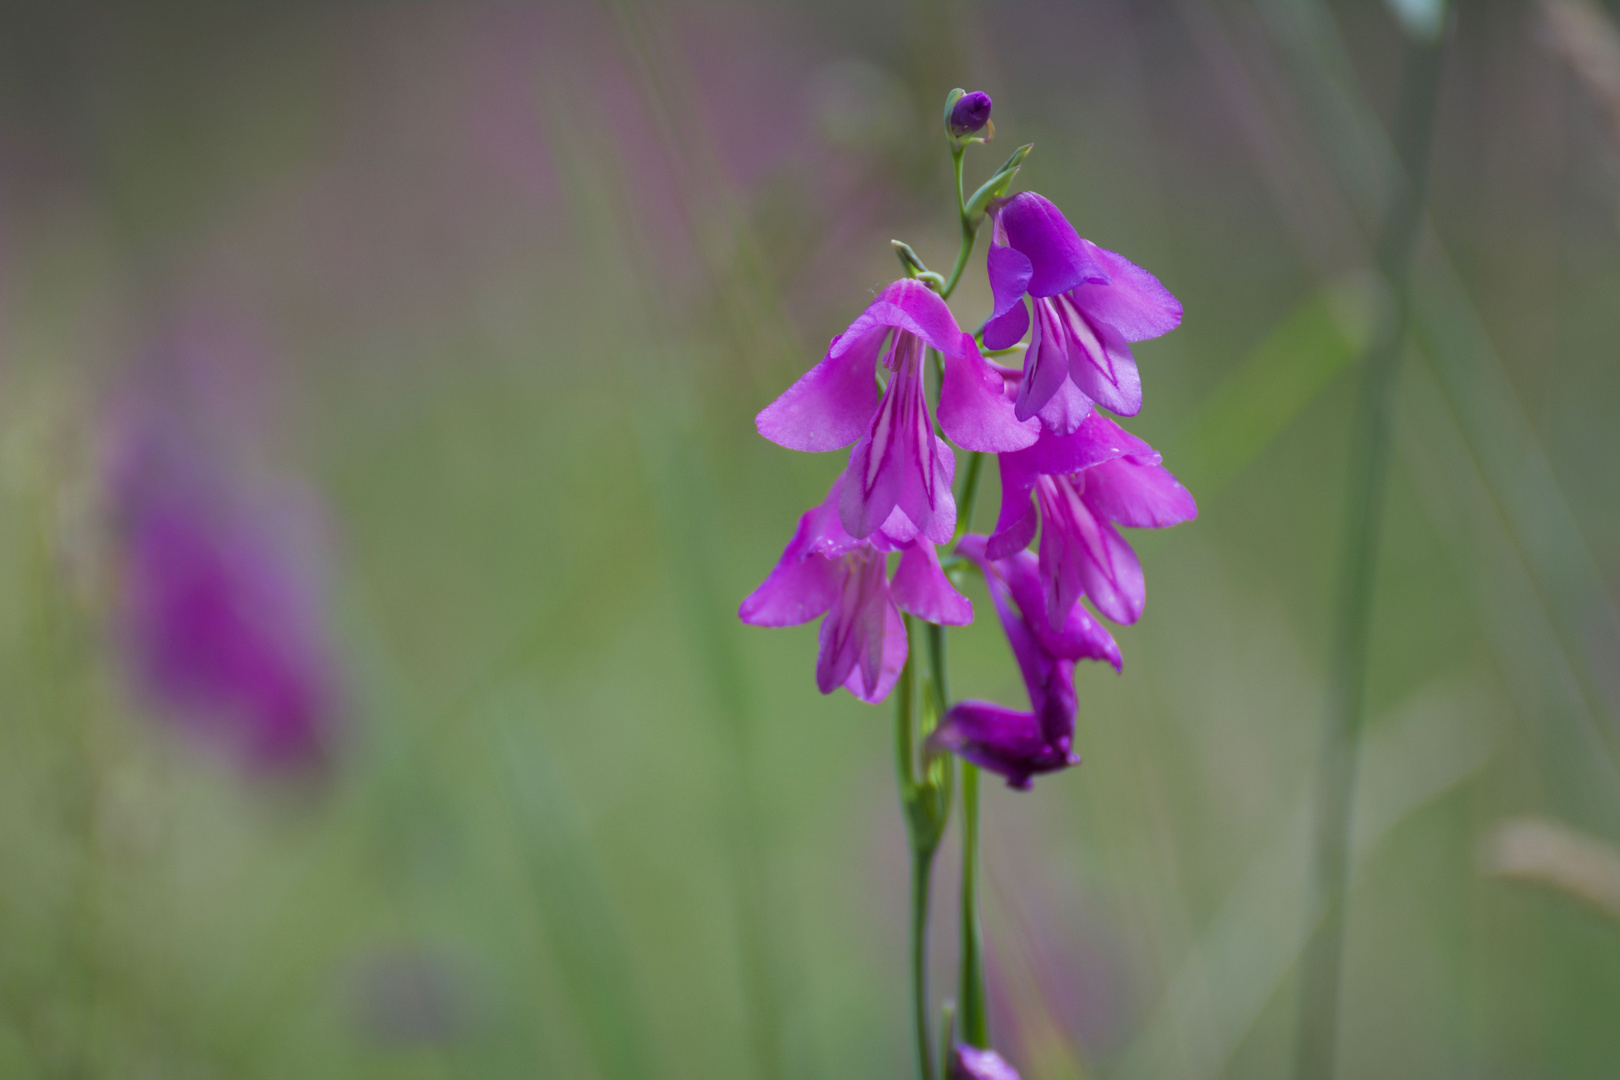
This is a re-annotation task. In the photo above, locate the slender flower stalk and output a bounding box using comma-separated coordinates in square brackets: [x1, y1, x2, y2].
[896, 610, 953, 1080]
[935, 93, 1002, 1056]
[1293, 22, 1448, 1080]
[957, 761, 986, 1047]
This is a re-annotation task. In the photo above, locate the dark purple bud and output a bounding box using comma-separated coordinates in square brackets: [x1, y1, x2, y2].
[949, 1043, 1023, 1080]
[949, 91, 994, 137]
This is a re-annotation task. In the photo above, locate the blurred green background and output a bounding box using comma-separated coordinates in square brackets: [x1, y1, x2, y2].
[3, 2, 1620, 1077]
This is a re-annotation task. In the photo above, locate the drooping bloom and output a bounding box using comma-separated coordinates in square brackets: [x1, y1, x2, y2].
[740, 478, 971, 704]
[986, 408, 1196, 629]
[982, 192, 1182, 434]
[757, 278, 1036, 544]
[949, 91, 994, 137]
[108, 414, 340, 774]
[927, 535, 1117, 790]
[948, 1043, 1023, 1080]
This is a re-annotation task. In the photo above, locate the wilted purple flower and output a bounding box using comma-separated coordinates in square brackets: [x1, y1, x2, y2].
[927, 535, 1116, 790]
[986, 409, 1195, 628]
[949, 91, 994, 137]
[983, 192, 1181, 433]
[948, 1043, 1023, 1080]
[109, 419, 339, 773]
[740, 478, 971, 704]
[757, 278, 1037, 544]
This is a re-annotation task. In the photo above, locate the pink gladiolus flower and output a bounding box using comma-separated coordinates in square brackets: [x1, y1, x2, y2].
[983, 192, 1181, 433]
[986, 410, 1195, 628]
[756, 278, 1037, 544]
[927, 535, 1117, 790]
[740, 479, 971, 704]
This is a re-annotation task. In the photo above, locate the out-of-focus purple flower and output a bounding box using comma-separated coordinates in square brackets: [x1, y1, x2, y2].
[983, 192, 1181, 433]
[740, 478, 971, 703]
[756, 278, 1036, 544]
[986, 409, 1195, 628]
[948, 1043, 1023, 1080]
[350, 948, 473, 1049]
[109, 417, 340, 774]
[949, 91, 994, 137]
[928, 535, 1116, 790]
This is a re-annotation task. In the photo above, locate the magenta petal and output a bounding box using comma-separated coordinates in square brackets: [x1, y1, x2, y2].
[815, 550, 889, 695]
[1082, 457, 1197, 528]
[1035, 472, 1149, 627]
[1018, 413, 1137, 476]
[928, 702, 1079, 790]
[1087, 532, 1149, 621]
[891, 542, 972, 625]
[845, 601, 907, 704]
[1037, 515, 1090, 632]
[939, 347, 1039, 453]
[885, 433, 955, 546]
[877, 505, 920, 545]
[1079, 412, 1159, 464]
[981, 303, 1030, 352]
[1054, 296, 1142, 418]
[797, 480, 865, 559]
[756, 335, 882, 452]
[997, 192, 1109, 298]
[1014, 300, 1069, 423]
[986, 243, 1034, 322]
[986, 452, 1040, 560]
[847, 279, 978, 360]
[738, 539, 840, 628]
[998, 550, 1121, 670]
[1059, 505, 1144, 625]
[985, 497, 1037, 561]
[841, 361, 955, 543]
[1035, 378, 1096, 437]
[840, 427, 903, 541]
[1072, 240, 1182, 342]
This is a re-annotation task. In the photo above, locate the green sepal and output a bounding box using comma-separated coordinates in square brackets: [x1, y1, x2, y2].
[894, 241, 946, 291]
[892, 239, 930, 278]
[942, 88, 966, 137]
[963, 143, 1034, 222]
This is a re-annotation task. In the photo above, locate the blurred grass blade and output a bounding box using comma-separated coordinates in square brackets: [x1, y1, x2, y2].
[1407, 259, 1620, 768]
[1255, 0, 1620, 764]
[1170, 276, 1376, 498]
[1397, 363, 1620, 787]
[1113, 683, 1498, 1080]
[540, 24, 797, 1075]
[490, 705, 655, 1080]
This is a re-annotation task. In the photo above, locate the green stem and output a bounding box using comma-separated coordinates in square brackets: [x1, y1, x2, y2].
[1293, 27, 1446, 1080]
[912, 847, 938, 1080]
[925, 621, 950, 723]
[901, 132, 990, 1077]
[941, 149, 978, 301]
[896, 617, 919, 797]
[959, 762, 986, 1047]
[953, 451, 985, 543]
[898, 616, 942, 1080]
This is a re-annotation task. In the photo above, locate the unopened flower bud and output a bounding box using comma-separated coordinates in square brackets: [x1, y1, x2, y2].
[948, 91, 993, 137]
